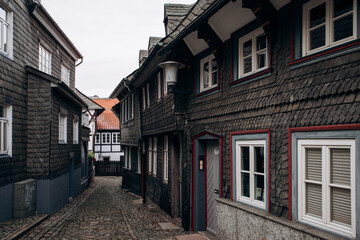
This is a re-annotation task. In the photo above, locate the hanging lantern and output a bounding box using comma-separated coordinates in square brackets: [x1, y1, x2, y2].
[158, 61, 185, 86]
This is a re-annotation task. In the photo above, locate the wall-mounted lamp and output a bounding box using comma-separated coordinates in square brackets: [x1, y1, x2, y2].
[158, 61, 185, 86]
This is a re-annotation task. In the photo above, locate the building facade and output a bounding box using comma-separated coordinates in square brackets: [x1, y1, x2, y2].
[112, 0, 360, 239]
[92, 98, 123, 162]
[0, 0, 89, 221]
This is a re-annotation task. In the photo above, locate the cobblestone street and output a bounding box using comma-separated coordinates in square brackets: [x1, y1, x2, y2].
[16, 177, 188, 240]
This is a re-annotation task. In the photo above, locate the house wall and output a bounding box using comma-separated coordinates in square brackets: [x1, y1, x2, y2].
[94, 130, 123, 161]
[182, 2, 360, 233]
[122, 146, 142, 195]
[0, 0, 77, 188]
[120, 91, 141, 146]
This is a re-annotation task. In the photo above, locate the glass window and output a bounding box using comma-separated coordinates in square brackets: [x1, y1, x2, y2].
[148, 138, 152, 173]
[200, 54, 218, 92]
[0, 6, 10, 55]
[297, 139, 355, 238]
[303, 0, 356, 55]
[59, 114, 67, 143]
[236, 140, 266, 209]
[73, 119, 78, 144]
[39, 44, 52, 74]
[153, 137, 157, 176]
[238, 28, 268, 77]
[95, 133, 100, 144]
[102, 133, 110, 144]
[0, 105, 11, 155]
[163, 135, 169, 182]
[61, 65, 70, 86]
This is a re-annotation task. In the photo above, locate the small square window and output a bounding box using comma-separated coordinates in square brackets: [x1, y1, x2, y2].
[102, 133, 110, 144]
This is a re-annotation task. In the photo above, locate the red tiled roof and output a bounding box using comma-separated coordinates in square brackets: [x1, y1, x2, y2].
[93, 98, 120, 130]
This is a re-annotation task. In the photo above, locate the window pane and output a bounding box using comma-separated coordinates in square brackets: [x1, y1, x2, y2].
[243, 40, 252, 57]
[0, 122, 3, 150]
[0, 24, 3, 50]
[334, 0, 353, 18]
[212, 71, 218, 86]
[203, 62, 209, 89]
[310, 26, 326, 50]
[0, 7, 6, 21]
[241, 172, 250, 197]
[3, 123, 7, 151]
[334, 14, 353, 42]
[243, 57, 252, 74]
[0, 106, 3, 117]
[254, 174, 264, 202]
[331, 187, 351, 226]
[306, 148, 322, 181]
[3, 24, 7, 52]
[310, 3, 326, 28]
[257, 52, 266, 69]
[211, 59, 218, 71]
[254, 146, 264, 173]
[330, 148, 350, 185]
[241, 146, 249, 171]
[306, 183, 322, 218]
[256, 34, 266, 51]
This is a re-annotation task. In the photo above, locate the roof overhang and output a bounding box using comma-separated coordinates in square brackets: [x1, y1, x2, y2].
[52, 82, 88, 109]
[31, 4, 83, 62]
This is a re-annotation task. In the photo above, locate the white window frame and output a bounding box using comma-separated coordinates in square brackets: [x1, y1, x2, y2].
[146, 83, 150, 108]
[59, 114, 67, 144]
[163, 69, 168, 96]
[297, 139, 356, 238]
[302, 0, 357, 56]
[95, 133, 100, 144]
[39, 44, 52, 74]
[153, 137, 157, 176]
[235, 140, 266, 209]
[157, 72, 162, 101]
[102, 133, 110, 144]
[163, 135, 169, 182]
[0, 4, 13, 58]
[0, 105, 12, 156]
[142, 87, 146, 110]
[128, 146, 132, 170]
[137, 147, 141, 174]
[238, 28, 268, 78]
[200, 54, 218, 92]
[112, 133, 120, 144]
[73, 119, 79, 144]
[61, 65, 70, 86]
[148, 138, 152, 173]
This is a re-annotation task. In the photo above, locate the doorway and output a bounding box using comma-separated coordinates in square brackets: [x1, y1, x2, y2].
[192, 132, 222, 233]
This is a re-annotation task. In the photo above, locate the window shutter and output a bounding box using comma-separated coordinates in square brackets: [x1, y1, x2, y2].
[330, 149, 350, 185]
[306, 183, 322, 218]
[305, 148, 322, 181]
[331, 188, 351, 226]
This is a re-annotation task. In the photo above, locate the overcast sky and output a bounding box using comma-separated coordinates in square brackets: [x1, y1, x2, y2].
[42, 0, 196, 98]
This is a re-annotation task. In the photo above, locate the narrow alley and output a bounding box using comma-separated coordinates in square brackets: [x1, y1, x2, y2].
[1, 177, 214, 240]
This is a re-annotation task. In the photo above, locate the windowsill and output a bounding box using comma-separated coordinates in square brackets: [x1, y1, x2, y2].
[193, 86, 220, 99]
[288, 39, 360, 69]
[230, 68, 272, 87]
[0, 154, 12, 161]
[122, 119, 134, 124]
[59, 141, 67, 144]
[217, 198, 345, 240]
[0, 51, 13, 61]
[136, 171, 141, 175]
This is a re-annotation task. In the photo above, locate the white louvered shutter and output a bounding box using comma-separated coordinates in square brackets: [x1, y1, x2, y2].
[305, 148, 322, 218]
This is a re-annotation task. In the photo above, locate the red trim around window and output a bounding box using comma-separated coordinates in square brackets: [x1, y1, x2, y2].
[287, 124, 360, 220]
[230, 129, 271, 212]
[229, 68, 272, 86]
[288, 40, 360, 66]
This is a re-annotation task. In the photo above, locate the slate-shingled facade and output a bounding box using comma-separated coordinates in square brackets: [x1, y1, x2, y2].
[0, 0, 89, 221]
[113, 0, 360, 239]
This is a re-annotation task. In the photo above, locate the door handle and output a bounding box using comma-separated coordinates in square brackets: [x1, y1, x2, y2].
[214, 189, 219, 194]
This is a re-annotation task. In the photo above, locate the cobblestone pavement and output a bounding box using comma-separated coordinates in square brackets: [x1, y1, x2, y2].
[17, 176, 187, 240]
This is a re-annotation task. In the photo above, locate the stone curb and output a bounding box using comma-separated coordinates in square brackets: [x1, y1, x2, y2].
[5, 214, 50, 240]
